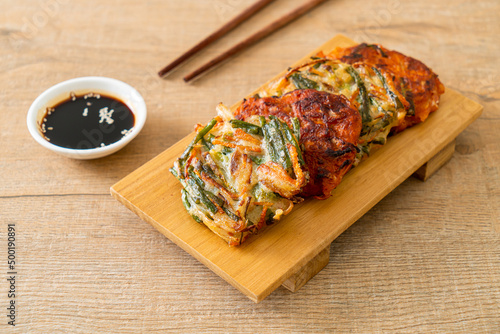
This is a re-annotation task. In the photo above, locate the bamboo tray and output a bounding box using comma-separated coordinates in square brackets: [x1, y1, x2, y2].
[111, 35, 483, 303]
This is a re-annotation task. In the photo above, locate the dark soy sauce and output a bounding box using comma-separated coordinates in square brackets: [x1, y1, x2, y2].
[41, 92, 135, 149]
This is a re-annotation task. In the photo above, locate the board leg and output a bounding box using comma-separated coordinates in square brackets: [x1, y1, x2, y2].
[413, 139, 456, 181]
[282, 244, 331, 292]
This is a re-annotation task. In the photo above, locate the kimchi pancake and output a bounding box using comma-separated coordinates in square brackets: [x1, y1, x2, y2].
[255, 58, 409, 163]
[234, 89, 361, 199]
[330, 43, 445, 132]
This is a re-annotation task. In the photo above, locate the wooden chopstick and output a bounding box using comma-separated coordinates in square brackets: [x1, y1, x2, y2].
[183, 0, 327, 82]
[158, 0, 276, 78]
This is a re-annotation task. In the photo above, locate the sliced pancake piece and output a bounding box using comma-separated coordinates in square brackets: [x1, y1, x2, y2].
[329, 43, 445, 132]
[255, 58, 408, 163]
[235, 89, 361, 199]
[171, 105, 307, 246]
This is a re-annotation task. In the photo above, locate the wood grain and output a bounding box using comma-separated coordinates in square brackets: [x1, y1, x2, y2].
[1, 0, 499, 331]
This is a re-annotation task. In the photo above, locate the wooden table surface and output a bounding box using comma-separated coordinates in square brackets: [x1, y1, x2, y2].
[1, 0, 499, 332]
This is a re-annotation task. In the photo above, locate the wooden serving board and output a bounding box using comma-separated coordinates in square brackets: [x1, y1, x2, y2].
[111, 35, 483, 303]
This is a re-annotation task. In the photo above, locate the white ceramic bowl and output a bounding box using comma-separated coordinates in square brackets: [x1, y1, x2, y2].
[27, 76, 147, 159]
